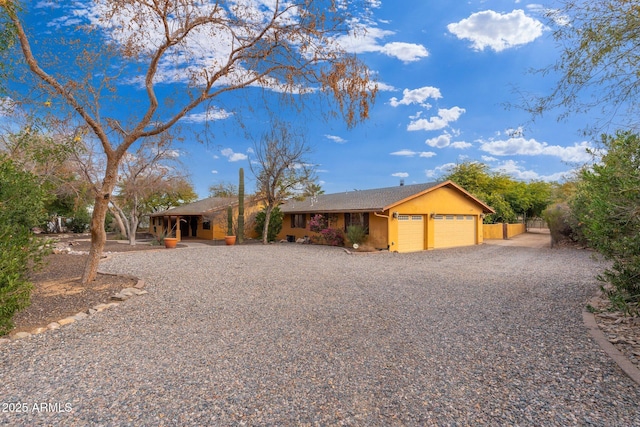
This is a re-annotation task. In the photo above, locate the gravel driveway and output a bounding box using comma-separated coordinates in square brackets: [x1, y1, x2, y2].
[2, 243, 639, 426]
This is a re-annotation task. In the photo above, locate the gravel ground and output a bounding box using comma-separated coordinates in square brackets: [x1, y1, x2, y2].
[1, 243, 639, 426]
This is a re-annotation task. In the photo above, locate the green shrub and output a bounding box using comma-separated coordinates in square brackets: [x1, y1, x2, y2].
[346, 225, 368, 246]
[67, 209, 91, 233]
[570, 131, 640, 313]
[542, 203, 576, 247]
[254, 206, 283, 242]
[0, 157, 49, 335]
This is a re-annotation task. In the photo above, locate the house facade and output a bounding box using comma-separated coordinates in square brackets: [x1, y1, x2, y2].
[278, 181, 495, 252]
[149, 196, 264, 242]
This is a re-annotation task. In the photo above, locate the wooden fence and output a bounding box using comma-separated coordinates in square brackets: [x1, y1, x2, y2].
[483, 223, 526, 240]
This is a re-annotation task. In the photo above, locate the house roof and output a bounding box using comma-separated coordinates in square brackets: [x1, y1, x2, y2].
[280, 181, 495, 214]
[149, 196, 238, 217]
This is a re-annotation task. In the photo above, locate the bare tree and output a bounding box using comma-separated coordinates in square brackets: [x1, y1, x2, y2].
[110, 134, 195, 245]
[251, 121, 315, 244]
[2, 1, 376, 283]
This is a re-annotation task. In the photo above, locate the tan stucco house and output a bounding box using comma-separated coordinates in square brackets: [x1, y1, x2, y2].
[149, 196, 264, 241]
[278, 181, 494, 252]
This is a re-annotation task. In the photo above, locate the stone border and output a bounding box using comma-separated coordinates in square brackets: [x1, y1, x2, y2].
[0, 276, 147, 345]
[583, 300, 640, 385]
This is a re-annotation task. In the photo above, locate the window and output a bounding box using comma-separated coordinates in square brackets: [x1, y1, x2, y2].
[203, 220, 211, 230]
[291, 214, 306, 228]
[344, 212, 369, 234]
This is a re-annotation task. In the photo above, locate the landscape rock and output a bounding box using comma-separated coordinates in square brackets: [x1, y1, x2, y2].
[73, 312, 89, 321]
[13, 332, 31, 339]
[57, 317, 76, 326]
[47, 322, 61, 330]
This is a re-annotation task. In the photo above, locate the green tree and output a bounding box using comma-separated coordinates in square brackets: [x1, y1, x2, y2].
[532, 1, 640, 131]
[254, 206, 283, 243]
[444, 161, 552, 224]
[0, 155, 49, 335]
[2, 0, 376, 283]
[571, 131, 640, 313]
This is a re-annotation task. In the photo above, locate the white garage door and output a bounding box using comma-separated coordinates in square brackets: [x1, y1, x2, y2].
[434, 215, 476, 249]
[397, 215, 424, 252]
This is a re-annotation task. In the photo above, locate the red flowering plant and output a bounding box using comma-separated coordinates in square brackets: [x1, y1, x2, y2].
[308, 214, 327, 233]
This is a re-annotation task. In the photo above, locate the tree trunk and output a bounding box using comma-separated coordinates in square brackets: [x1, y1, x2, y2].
[82, 160, 119, 284]
[82, 194, 109, 284]
[109, 205, 128, 239]
[262, 204, 273, 244]
[129, 211, 138, 246]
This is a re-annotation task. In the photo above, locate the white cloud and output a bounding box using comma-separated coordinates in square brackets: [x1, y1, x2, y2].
[425, 134, 451, 148]
[380, 42, 429, 63]
[221, 148, 248, 162]
[451, 141, 472, 149]
[335, 26, 429, 63]
[180, 108, 233, 124]
[211, 170, 219, 174]
[389, 86, 442, 107]
[409, 106, 466, 132]
[479, 137, 594, 163]
[419, 151, 437, 158]
[392, 172, 409, 178]
[481, 155, 498, 162]
[447, 10, 544, 52]
[325, 134, 347, 144]
[425, 163, 456, 179]
[493, 160, 570, 182]
[390, 149, 437, 158]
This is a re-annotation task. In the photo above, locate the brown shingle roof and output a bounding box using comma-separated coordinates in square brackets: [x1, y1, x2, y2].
[149, 196, 237, 217]
[280, 181, 494, 214]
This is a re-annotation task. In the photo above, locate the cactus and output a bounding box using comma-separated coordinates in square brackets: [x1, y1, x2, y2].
[226, 205, 233, 236]
[238, 167, 245, 244]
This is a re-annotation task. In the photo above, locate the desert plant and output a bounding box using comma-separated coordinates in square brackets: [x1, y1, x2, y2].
[237, 168, 245, 244]
[226, 205, 234, 236]
[346, 225, 368, 246]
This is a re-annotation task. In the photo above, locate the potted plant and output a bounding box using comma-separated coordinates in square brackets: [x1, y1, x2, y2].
[224, 205, 236, 245]
[157, 219, 182, 248]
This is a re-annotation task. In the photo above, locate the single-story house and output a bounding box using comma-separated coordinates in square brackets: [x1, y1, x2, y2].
[149, 196, 264, 241]
[278, 180, 495, 252]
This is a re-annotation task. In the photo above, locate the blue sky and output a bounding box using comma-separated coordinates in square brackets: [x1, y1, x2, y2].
[6, 1, 597, 198]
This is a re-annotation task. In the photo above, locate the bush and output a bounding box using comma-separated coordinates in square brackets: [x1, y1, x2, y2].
[67, 209, 91, 233]
[320, 228, 344, 246]
[308, 214, 327, 233]
[571, 131, 640, 313]
[346, 225, 367, 246]
[542, 203, 576, 247]
[254, 206, 283, 242]
[0, 157, 49, 335]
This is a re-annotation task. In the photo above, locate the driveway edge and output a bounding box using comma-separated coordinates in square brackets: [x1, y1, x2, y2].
[583, 301, 640, 385]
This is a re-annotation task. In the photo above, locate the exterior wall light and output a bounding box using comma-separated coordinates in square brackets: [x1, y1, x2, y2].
[392, 212, 399, 219]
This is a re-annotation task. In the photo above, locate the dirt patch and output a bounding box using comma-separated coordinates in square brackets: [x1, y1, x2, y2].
[4, 234, 160, 337]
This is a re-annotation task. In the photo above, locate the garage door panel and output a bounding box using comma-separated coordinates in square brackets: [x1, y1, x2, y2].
[434, 215, 476, 248]
[398, 215, 424, 252]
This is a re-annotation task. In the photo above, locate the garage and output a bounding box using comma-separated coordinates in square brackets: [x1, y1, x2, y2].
[434, 215, 476, 249]
[397, 214, 424, 252]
